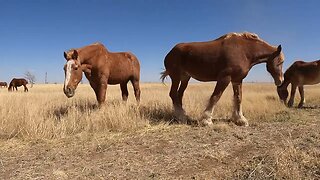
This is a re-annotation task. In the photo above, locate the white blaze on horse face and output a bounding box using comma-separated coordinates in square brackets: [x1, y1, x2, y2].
[64, 60, 75, 90]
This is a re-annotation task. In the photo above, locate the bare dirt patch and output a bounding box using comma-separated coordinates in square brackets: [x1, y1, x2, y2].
[1, 83, 320, 179]
[1, 106, 320, 179]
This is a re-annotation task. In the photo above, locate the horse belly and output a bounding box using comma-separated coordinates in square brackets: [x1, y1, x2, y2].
[188, 72, 218, 82]
[182, 64, 219, 82]
[107, 77, 129, 85]
[108, 70, 132, 85]
[300, 71, 320, 85]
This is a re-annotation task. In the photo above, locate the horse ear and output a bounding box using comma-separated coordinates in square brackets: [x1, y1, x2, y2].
[272, 45, 282, 59]
[277, 45, 282, 52]
[72, 50, 78, 60]
[64, 52, 68, 60]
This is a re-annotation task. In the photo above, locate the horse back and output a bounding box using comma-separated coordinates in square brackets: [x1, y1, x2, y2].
[286, 60, 320, 85]
[106, 52, 140, 83]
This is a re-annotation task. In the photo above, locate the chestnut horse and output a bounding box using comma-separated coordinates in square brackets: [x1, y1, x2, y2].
[63, 43, 141, 104]
[8, 78, 28, 92]
[161, 32, 284, 126]
[277, 60, 320, 108]
[0, 82, 7, 88]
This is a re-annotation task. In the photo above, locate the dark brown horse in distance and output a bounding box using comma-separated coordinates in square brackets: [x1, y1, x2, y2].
[0, 82, 7, 88]
[63, 43, 141, 105]
[161, 32, 284, 126]
[8, 78, 28, 92]
[277, 59, 320, 108]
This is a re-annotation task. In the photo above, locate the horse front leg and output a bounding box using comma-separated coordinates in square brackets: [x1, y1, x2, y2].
[94, 76, 108, 106]
[231, 81, 248, 126]
[24, 85, 28, 92]
[298, 86, 305, 108]
[96, 84, 107, 106]
[201, 76, 231, 126]
[120, 82, 129, 101]
[288, 84, 297, 107]
[130, 79, 141, 104]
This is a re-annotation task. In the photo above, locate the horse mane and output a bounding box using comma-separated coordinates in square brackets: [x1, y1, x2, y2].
[65, 42, 108, 62]
[217, 32, 263, 42]
[75, 42, 108, 52]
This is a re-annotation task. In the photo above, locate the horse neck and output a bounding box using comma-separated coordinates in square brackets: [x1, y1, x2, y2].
[78, 45, 107, 64]
[249, 42, 277, 66]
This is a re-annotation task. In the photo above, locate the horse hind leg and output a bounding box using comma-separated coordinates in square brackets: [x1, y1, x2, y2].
[168, 74, 184, 119]
[130, 79, 140, 103]
[170, 74, 190, 123]
[298, 86, 305, 108]
[120, 82, 129, 101]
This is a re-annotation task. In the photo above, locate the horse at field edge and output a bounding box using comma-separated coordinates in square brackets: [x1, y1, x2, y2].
[161, 32, 284, 126]
[8, 78, 28, 92]
[63, 42, 141, 105]
[277, 59, 320, 108]
[0, 82, 7, 88]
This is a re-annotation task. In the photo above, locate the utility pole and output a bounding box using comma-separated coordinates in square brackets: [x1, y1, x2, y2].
[45, 72, 48, 84]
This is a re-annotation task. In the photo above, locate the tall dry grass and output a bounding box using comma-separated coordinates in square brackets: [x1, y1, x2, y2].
[0, 83, 319, 140]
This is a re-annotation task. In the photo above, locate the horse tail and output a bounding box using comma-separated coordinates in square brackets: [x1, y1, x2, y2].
[160, 70, 169, 83]
[160, 46, 179, 83]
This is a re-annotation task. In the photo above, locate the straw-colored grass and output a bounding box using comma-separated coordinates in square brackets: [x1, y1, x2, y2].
[0, 83, 320, 179]
[0, 83, 289, 140]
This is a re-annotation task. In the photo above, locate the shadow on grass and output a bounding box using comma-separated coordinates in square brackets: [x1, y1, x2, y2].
[298, 105, 320, 109]
[138, 103, 198, 126]
[50, 99, 133, 121]
[51, 101, 98, 121]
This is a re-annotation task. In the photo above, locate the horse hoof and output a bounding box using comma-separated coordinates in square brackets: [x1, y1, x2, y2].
[232, 118, 249, 127]
[200, 118, 213, 127]
[298, 104, 304, 108]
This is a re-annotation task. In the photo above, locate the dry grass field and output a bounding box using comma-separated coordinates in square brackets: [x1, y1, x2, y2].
[0, 83, 319, 179]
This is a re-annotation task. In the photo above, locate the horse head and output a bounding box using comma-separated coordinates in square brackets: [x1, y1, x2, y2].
[277, 84, 289, 104]
[266, 45, 285, 86]
[63, 49, 84, 98]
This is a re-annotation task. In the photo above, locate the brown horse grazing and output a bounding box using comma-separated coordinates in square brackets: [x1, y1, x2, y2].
[161, 32, 284, 126]
[8, 78, 28, 92]
[277, 60, 320, 108]
[63, 43, 141, 105]
[0, 82, 7, 88]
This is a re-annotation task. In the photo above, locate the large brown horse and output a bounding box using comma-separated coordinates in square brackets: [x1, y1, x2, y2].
[277, 60, 320, 108]
[161, 32, 284, 126]
[0, 82, 7, 88]
[63, 43, 141, 104]
[8, 78, 28, 92]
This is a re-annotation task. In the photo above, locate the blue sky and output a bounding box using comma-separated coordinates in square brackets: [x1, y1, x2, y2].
[0, 0, 319, 83]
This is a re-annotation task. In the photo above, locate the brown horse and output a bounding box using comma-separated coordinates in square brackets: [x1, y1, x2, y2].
[0, 82, 7, 88]
[8, 78, 28, 92]
[161, 32, 284, 126]
[63, 43, 141, 104]
[277, 60, 320, 108]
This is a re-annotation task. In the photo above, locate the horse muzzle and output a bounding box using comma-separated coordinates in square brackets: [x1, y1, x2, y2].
[64, 87, 75, 98]
[274, 78, 284, 87]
